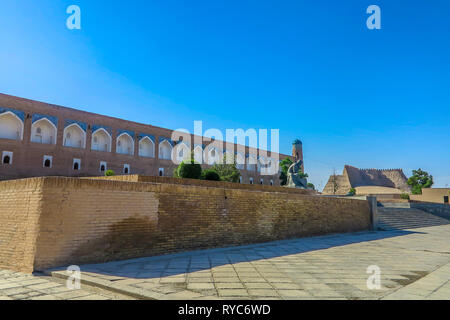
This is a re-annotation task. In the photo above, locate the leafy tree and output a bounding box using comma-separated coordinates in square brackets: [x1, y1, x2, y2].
[400, 193, 410, 200]
[105, 169, 115, 176]
[173, 152, 202, 179]
[407, 168, 433, 195]
[176, 160, 202, 179]
[279, 158, 293, 186]
[211, 155, 241, 183]
[202, 169, 221, 181]
[348, 187, 356, 196]
[307, 183, 315, 190]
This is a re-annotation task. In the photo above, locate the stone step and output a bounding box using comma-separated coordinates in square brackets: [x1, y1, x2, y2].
[378, 202, 411, 208]
[377, 207, 450, 230]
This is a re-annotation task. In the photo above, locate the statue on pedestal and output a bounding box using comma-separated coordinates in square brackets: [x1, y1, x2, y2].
[286, 159, 310, 189]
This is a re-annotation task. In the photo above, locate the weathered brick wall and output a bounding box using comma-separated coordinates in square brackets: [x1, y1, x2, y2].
[410, 188, 450, 204]
[0, 178, 43, 273]
[0, 177, 371, 272]
[0, 93, 290, 186]
[91, 174, 315, 195]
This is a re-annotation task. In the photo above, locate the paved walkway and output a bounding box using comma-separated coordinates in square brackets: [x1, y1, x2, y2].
[0, 269, 128, 300]
[40, 224, 450, 300]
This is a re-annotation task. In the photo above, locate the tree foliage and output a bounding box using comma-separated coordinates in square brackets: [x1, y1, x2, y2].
[202, 169, 221, 181]
[407, 168, 433, 195]
[348, 187, 356, 196]
[105, 169, 115, 176]
[279, 157, 293, 186]
[307, 183, 315, 190]
[177, 160, 202, 179]
[174, 152, 202, 179]
[211, 155, 241, 183]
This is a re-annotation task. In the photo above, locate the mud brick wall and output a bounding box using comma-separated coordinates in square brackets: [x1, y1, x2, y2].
[0, 177, 371, 272]
[0, 178, 43, 273]
[90, 174, 315, 195]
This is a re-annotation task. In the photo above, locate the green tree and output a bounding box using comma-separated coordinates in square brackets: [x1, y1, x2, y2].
[202, 169, 221, 181]
[400, 193, 410, 200]
[407, 168, 433, 195]
[105, 169, 115, 176]
[174, 152, 202, 179]
[279, 158, 293, 186]
[307, 182, 315, 190]
[211, 155, 241, 183]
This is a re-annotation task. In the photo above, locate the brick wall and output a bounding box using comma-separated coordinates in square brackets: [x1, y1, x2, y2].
[0, 178, 43, 273]
[91, 174, 315, 195]
[0, 176, 371, 272]
[410, 188, 450, 204]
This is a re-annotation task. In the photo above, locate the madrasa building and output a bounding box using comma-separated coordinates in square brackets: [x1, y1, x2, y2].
[0, 93, 298, 185]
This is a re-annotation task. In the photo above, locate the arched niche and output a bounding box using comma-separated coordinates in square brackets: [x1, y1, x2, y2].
[91, 128, 111, 152]
[116, 132, 134, 155]
[158, 140, 173, 160]
[174, 142, 190, 164]
[31, 118, 57, 145]
[207, 147, 222, 165]
[63, 123, 86, 149]
[0, 111, 23, 141]
[139, 136, 155, 158]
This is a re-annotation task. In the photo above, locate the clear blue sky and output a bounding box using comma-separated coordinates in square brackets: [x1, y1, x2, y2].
[0, 0, 449, 190]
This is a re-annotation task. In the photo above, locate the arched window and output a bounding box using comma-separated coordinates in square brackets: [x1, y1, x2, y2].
[63, 123, 86, 149]
[2, 152, 13, 165]
[116, 133, 134, 155]
[0, 112, 24, 141]
[159, 140, 172, 160]
[139, 137, 155, 158]
[43, 155, 53, 168]
[249, 177, 254, 185]
[72, 159, 81, 171]
[91, 128, 111, 152]
[31, 118, 57, 145]
[159, 168, 164, 176]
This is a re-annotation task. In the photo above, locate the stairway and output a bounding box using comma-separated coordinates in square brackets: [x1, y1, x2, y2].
[377, 205, 450, 230]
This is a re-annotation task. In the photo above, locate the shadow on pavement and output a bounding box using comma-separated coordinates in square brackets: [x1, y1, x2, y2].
[48, 229, 424, 279]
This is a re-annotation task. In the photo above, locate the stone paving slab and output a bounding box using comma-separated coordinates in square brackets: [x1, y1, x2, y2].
[45, 224, 450, 300]
[0, 269, 131, 300]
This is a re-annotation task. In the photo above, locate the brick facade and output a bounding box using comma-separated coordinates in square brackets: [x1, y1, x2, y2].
[0, 93, 295, 185]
